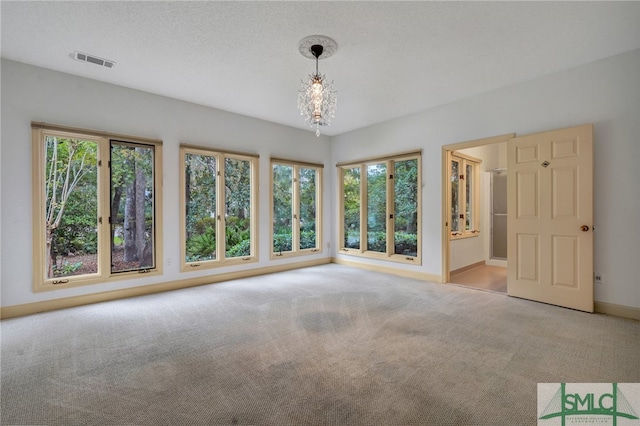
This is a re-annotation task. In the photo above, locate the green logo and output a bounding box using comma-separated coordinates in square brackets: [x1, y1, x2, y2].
[539, 383, 639, 425]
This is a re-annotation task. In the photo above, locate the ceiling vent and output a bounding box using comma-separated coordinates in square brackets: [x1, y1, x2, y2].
[74, 51, 115, 69]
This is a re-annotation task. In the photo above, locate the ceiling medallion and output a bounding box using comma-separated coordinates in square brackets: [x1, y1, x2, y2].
[297, 35, 338, 137]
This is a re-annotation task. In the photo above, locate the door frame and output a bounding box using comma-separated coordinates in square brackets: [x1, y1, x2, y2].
[441, 133, 514, 283]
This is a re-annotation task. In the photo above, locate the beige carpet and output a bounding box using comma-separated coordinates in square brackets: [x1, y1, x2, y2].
[1, 264, 638, 425]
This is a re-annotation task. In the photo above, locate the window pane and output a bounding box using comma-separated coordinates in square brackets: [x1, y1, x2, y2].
[394, 159, 418, 257]
[110, 142, 155, 272]
[44, 136, 99, 279]
[299, 167, 317, 250]
[451, 159, 460, 233]
[343, 167, 361, 249]
[367, 163, 386, 252]
[224, 158, 252, 258]
[184, 152, 217, 263]
[273, 164, 293, 253]
[466, 163, 473, 231]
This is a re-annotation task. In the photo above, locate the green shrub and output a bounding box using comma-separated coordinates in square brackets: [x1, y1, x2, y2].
[186, 227, 216, 260]
[394, 232, 417, 256]
[53, 260, 83, 276]
[225, 226, 250, 249]
[300, 230, 316, 250]
[363, 231, 417, 254]
[226, 239, 251, 257]
[366, 231, 387, 252]
[193, 217, 216, 235]
[273, 233, 292, 252]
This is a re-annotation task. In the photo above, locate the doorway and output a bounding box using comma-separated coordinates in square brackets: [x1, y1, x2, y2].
[442, 125, 594, 312]
[449, 167, 508, 293]
[442, 134, 513, 293]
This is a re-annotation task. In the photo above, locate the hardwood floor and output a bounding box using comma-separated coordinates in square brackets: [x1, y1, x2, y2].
[449, 263, 507, 293]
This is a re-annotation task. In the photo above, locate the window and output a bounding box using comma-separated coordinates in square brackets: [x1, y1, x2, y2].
[450, 152, 480, 238]
[338, 152, 421, 264]
[32, 124, 162, 291]
[180, 145, 258, 270]
[271, 158, 323, 258]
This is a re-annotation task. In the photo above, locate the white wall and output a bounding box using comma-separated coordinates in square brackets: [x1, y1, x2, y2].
[332, 49, 640, 309]
[0, 59, 332, 307]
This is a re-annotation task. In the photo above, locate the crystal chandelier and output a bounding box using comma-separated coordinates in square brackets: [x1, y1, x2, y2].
[297, 36, 338, 137]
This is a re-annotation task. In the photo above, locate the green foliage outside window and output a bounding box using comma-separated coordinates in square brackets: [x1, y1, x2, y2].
[272, 163, 320, 254]
[184, 150, 253, 263]
[341, 156, 419, 259]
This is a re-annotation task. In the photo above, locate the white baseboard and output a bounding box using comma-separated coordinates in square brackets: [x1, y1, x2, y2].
[331, 257, 441, 282]
[485, 259, 507, 268]
[450, 261, 485, 276]
[594, 301, 640, 321]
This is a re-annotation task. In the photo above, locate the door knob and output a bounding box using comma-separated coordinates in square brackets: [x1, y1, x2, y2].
[581, 225, 590, 232]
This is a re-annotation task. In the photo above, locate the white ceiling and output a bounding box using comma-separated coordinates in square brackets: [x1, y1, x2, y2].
[2, 1, 640, 136]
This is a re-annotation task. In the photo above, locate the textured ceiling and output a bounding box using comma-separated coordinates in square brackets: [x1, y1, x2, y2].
[2, 1, 640, 136]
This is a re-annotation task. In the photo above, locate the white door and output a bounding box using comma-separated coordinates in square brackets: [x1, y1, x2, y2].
[507, 124, 594, 312]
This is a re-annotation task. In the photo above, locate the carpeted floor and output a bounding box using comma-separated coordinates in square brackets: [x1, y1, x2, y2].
[1, 264, 638, 425]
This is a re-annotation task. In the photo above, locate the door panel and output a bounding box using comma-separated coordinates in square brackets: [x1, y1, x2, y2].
[516, 234, 538, 281]
[517, 171, 539, 218]
[552, 167, 577, 218]
[552, 235, 577, 287]
[508, 124, 593, 312]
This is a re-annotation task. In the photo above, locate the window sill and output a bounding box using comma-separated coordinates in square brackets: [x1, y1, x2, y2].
[450, 232, 480, 241]
[270, 249, 322, 261]
[338, 248, 421, 266]
[181, 257, 258, 272]
[35, 268, 163, 292]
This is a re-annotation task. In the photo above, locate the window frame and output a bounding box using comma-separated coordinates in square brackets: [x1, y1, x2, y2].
[270, 157, 323, 259]
[179, 144, 259, 271]
[31, 123, 163, 292]
[337, 151, 421, 265]
[450, 151, 481, 240]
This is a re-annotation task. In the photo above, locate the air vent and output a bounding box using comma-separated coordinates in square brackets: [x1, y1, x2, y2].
[74, 51, 115, 69]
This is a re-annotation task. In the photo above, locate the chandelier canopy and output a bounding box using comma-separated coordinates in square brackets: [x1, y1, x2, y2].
[297, 35, 338, 137]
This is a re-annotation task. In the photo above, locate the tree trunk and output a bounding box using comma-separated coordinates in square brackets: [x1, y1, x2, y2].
[110, 185, 122, 246]
[135, 153, 146, 264]
[46, 227, 54, 278]
[123, 179, 137, 262]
